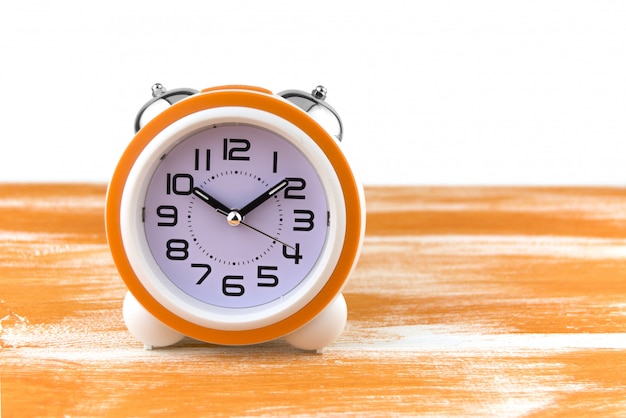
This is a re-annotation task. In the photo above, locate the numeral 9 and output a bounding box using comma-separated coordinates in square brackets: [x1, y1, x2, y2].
[156, 205, 178, 226]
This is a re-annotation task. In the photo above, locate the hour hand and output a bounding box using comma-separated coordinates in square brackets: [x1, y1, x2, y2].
[192, 187, 231, 214]
[239, 179, 289, 217]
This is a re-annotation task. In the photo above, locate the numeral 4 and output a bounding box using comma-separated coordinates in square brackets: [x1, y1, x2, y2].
[283, 243, 303, 264]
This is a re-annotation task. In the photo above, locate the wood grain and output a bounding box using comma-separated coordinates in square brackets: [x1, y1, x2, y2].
[1, 185, 626, 417]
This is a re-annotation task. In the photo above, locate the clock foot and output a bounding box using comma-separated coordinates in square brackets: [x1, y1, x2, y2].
[284, 294, 347, 352]
[123, 291, 185, 349]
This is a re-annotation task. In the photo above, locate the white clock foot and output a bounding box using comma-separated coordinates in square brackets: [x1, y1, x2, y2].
[284, 294, 347, 352]
[123, 291, 185, 349]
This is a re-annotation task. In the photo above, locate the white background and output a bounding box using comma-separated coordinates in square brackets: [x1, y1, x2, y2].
[0, 0, 624, 185]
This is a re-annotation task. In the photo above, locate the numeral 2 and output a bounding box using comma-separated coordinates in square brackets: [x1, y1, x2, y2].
[284, 178, 306, 199]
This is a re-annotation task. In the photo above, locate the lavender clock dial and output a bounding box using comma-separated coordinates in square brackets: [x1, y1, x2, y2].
[143, 124, 329, 309]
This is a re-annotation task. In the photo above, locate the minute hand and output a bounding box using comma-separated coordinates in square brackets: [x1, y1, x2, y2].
[238, 179, 289, 217]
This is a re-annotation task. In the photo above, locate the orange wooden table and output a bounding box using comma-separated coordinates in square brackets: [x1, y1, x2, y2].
[1, 185, 626, 416]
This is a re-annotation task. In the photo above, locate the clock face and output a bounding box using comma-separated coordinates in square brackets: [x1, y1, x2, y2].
[142, 124, 329, 309]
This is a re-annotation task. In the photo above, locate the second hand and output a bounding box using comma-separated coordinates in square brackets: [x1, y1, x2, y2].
[216, 209, 295, 250]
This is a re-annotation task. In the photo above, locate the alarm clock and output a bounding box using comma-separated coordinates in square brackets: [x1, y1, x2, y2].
[105, 83, 365, 351]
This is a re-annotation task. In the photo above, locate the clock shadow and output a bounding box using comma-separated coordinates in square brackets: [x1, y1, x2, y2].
[150, 337, 320, 356]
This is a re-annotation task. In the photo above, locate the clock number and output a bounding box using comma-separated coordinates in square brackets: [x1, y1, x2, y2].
[282, 243, 303, 264]
[191, 263, 212, 285]
[223, 275, 245, 296]
[272, 151, 278, 173]
[156, 205, 178, 226]
[194, 149, 211, 171]
[293, 209, 315, 231]
[166, 239, 189, 260]
[257, 266, 279, 287]
[166, 173, 194, 195]
[223, 138, 250, 161]
[284, 178, 306, 199]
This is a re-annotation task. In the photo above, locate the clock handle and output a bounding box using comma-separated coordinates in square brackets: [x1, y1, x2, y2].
[284, 293, 348, 353]
[278, 85, 344, 142]
[133, 83, 199, 133]
[122, 291, 185, 350]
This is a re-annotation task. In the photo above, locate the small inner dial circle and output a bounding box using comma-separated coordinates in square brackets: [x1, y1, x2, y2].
[187, 170, 285, 266]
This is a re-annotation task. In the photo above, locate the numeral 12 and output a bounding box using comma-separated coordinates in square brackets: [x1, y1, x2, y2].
[223, 138, 250, 161]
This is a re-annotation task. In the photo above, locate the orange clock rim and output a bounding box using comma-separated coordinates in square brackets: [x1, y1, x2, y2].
[105, 86, 363, 345]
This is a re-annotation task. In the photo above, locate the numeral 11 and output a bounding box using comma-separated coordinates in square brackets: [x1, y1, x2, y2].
[194, 149, 211, 171]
